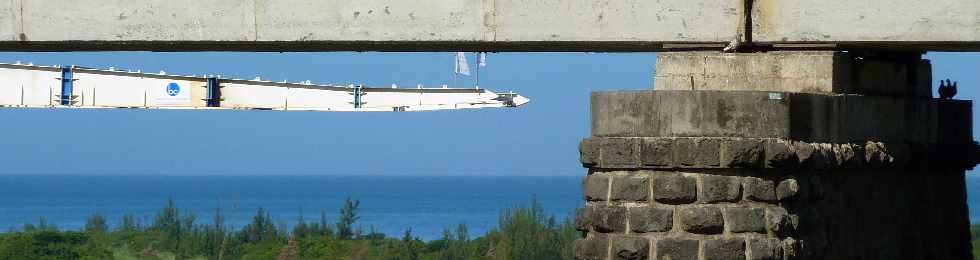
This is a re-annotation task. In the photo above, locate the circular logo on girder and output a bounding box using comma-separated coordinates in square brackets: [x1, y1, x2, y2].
[166, 83, 181, 97]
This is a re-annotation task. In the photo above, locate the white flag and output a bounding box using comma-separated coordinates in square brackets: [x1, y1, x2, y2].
[478, 52, 487, 67]
[455, 52, 471, 76]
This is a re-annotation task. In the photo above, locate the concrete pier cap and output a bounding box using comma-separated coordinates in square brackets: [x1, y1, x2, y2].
[575, 50, 979, 260]
[653, 51, 931, 97]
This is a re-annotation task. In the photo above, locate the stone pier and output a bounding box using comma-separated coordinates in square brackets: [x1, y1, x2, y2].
[574, 51, 979, 259]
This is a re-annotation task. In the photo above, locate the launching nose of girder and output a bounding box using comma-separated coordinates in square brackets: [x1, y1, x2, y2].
[494, 92, 530, 107]
[512, 95, 530, 107]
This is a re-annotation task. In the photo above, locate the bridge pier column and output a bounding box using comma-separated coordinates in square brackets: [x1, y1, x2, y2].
[574, 51, 978, 259]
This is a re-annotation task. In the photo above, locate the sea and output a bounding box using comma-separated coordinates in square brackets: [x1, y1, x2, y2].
[0, 175, 581, 241]
[2, 174, 980, 241]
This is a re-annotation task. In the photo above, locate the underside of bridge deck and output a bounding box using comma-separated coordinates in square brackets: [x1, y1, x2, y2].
[0, 0, 977, 52]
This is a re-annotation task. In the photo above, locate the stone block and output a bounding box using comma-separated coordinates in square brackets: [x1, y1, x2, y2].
[793, 141, 816, 166]
[700, 175, 742, 203]
[594, 205, 628, 233]
[748, 238, 783, 260]
[703, 238, 746, 260]
[652, 173, 697, 204]
[744, 177, 776, 202]
[602, 138, 639, 168]
[580, 138, 600, 167]
[864, 141, 895, 167]
[723, 140, 764, 168]
[726, 207, 766, 233]
[673, 138, 698, 166]
[782, 238, 800, 260]
[583, 174, 609, 201]
[574, 237, 609, 260]
[766, 207, 798, 237]
[696, 138, 722, 167]
[679, 207, 724, 234]
[629, 207, 673, 233]
[612, 236, 649, 260]
[641, 138, 672, 167]
[611, 175, 649, 201]
[575, 207, 592, 231]
[834, 143, 864, 168]
[765, 141, 799, 168]
[776, 178, 800, 201]
[654, 238, 699, 260]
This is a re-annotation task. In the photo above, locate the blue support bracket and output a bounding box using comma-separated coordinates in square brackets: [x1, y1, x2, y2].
[58, 67, 76, 106]
[205, 77, 221, 107]
[353, 85, 363, 109]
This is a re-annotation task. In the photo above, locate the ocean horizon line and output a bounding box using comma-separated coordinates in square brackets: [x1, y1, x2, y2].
[0, 173, 584, 177]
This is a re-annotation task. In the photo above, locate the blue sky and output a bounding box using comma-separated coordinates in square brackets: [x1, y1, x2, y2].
[0, 52, 975, 176]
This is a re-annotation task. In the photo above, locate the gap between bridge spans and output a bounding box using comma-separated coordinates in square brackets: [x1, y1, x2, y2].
[0, 0, 977, 52]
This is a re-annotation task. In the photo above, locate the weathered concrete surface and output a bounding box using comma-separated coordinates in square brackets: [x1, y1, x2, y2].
[591, 91, 790, 140]
[491, 0, 734, 42]
[591, 91, 973, 143]
[655, 52, 843, 93]
[752, 0, 980, 46]
[21, 0, 257, 42]
[654, 51, 931, 97]
[2, 0, 979, 51]
[255, 0, 487, 42]
[3, 0, 736, 51]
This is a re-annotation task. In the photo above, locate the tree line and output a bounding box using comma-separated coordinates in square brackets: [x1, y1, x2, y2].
[0, 198, 578, 260]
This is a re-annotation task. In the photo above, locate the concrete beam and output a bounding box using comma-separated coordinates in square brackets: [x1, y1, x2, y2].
[2, 0, 736, 51]
[590, 91, 972, 144]
[1, 0, 978, 52]
[752, 0, 980, 50]
[654, 51, 932, 97]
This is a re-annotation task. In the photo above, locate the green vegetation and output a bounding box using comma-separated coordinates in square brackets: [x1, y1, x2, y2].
[972, 224, 980, 259]
[0, 198, 578, 260]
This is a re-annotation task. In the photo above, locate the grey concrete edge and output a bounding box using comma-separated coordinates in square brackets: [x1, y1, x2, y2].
[580, 137, 980, 171]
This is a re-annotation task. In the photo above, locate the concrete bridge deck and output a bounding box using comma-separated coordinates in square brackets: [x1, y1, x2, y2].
[1, 0, 978, 52]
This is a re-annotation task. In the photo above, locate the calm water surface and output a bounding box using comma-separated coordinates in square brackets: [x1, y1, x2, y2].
[0, 175, 581, 240]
